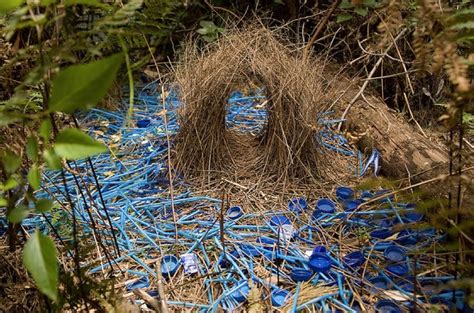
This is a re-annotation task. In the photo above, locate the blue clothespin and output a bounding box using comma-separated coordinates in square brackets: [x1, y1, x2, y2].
[361, 149, 380, 176]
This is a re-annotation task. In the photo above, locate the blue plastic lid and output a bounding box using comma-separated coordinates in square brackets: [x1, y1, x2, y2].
[162, 255, 180, 276]
[308, 253, 332, 272]
[343, 251, 365, 268]
[271, 288, 290, 307]
[375, 299, 402, 313]
[312, 245, 327, 254]
[360, 190, 373, 201]
[227, 206, 243, 220]
[270, 215, 291, 226]
[402, 211, 424, 223]
[231, 280, 250, 303]
[384, 245, 406, 263]
[126, 276, 150, 291]
[386, 263, 409, 277]
[429, 296, 454, 309]
[336, 186, 354, 201]
[147, 290, 158, 297]
[288, 197, 308, 214]
[368, 276, 389, 291]
[399, 281, 414, 293]
[396, 229, 419, 246]
[315, 198, 336, 214]
[240, 244, 261, 257]
[136, 118, 151, 128]
[420, 280, 438, 295]
[343, 199, 362, 212]
[370, 228, 392, 239]
[372, 217, 393, 228]
[290, 267, 314, 282]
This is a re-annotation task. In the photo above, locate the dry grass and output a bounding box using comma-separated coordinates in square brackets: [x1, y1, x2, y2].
[173, 25, 335, 183]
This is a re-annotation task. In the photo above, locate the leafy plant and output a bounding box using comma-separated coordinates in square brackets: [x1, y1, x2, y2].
[197, 20, 225, 42]
[336, 0, 379, 23]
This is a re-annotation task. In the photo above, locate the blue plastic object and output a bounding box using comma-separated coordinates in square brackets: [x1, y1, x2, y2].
[343, 199, 362, 212]
[396, 229, 419, 246]
[336, 186, 354, 201]
[162, 255, 179, 276]
[315, 198, 336, 214]
[240, 244, 261, 257]
[288, 197, 308, 214]
[126, 276, 149, 290]
[270, 215, 291, 226]
[360, 191, 373, 201]
[343, 251, 365, 268]
[430, 296, 454, 310]
[370, 228, 392, 239]
[136, 119, 151, 128]
[309, 253, 332, 272]
[384, 245, 406, 263]
[386, 263, 409, 277]
[231, 281, 250, 303]
[374, 299, 402, 313]
[421, 280, 438, 295]
[227, 206, 243, 220]
[403, 211, 424, 223]
[312, 245, 327, 254]
[147, 290, 158, 297]
[271, 288, 290, 307]
[290, 267, 314, 282]
[368, 276, 389, 292]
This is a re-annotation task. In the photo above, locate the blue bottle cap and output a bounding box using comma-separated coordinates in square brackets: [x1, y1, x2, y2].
[386, 263, 409, 277]
[399, 281, 415, 293]
[271, 288, 290, 307]
[126, 276, 150, 291]
[269, 215, 291, 226]
[343, 251, 365, 268]
[315, 198, 336, 214]
[370, 228, 392, 239]
[375, 299, 402, 313]
[396, 229, 419, 246]
[240, 244, 261, 257]
[368, 276, 389, 292]
[288, 197, 308, 214]
[429, 296, 454, 309]
[402, 211, 424, 223]
[336, 186, 354, 201]
[312, 245, 327, 254]
[372, 217, 393, 228]
[290, 267, 314, 282]
[360, 190, 373, 201]
[136, 118, 151, 128]
[231, 280, 250, 303]
[373, 241, 392, 251]
[383, 245, 406, 263]
[147, 290, 159, 297]
[227, 206, 243, 220]
[308, 253, 332, 272]
[375, 189, 394, 203]
[343, 199, 362, 212]
[161, 255, 180, 277]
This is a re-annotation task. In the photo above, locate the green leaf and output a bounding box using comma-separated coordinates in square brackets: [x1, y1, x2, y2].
[23, 231, 58, 302]
[48, 53, 124, 113]
[336, 13, 353, 23]
[1, 176, 19, 191]
[26, 137, 39, 161]
[35, 199, 54, 212]
[0, 198, 7, 207]
[40, 119, 52, 142]
[54, 128, 107, 160]
[40, 0, 57, 5]
[64, 0, 100, 5]
[2, 151, 21, 174]
[196, 28, 210, 35]
[339, 0, 353, 9]
[362, 0, 377, 8]
[8, 205, 29, 223]
[28, 165, 41, 190]
[0, 0, 24, 14]
[199, 20, 217, 29]
[43, 149, 62, 170]
[450, 21, 474, 30]
[354, 6, 368, 16]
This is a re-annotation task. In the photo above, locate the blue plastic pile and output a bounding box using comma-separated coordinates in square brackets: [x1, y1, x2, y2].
[10, 82, 468, 312]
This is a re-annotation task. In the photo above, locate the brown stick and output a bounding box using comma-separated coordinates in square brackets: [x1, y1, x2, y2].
[156, 260, 169, 313]
[133, 288, 161, 312]
[303, 0, 342, 60]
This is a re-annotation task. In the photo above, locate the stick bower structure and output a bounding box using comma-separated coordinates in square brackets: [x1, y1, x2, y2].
[173, 27, 333, 181]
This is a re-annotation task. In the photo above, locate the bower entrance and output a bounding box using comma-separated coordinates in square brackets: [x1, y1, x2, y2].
[173, 28, 329, 182]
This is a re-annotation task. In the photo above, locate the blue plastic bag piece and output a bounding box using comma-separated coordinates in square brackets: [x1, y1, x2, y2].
[361, 149, 381, 176]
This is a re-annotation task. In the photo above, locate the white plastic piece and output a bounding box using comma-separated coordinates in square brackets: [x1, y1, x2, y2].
[180, 253, 198, 274]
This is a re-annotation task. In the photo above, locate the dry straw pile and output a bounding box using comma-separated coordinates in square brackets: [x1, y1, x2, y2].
[173, 26, 335, 183]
